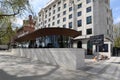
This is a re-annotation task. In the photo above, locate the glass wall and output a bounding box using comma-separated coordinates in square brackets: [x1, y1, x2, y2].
[36, 35, 72, 48]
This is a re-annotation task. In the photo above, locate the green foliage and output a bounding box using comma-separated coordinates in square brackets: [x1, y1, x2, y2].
[114, 27, 120, 47]
[0, 0, 33, 44]
[114, 37, 120, 47]
[0, 0, 33, 24]
[0, 23, 16, 44]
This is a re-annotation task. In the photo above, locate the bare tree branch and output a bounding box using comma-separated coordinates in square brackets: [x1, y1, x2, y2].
[0, 10, 20, 17]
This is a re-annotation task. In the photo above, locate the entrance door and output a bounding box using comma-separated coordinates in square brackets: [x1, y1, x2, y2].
[87, 40, 93, 55]
[77, 41, 82, 48]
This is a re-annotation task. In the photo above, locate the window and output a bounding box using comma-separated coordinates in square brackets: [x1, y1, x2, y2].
[69, 7, 72, 12]
[45, 10, 47, 13]
[49, 7, 51, 10]
[48, 18, 51, 21]
[63, 17, 66, 22]
[57, 14, 60, 18]
[97, 44, 108, 52]
[69, 14, 72, 19]
[69, 22, 72, 28]
[39, 14, 41, 17]
[53, 16, 55, 20]
[58, 1, 61, 5]
[79, 31, 82, 36]
[39, 18, 41, 21]
[48, 24, 50, 27]
[107, 17, 109, 25]
[45, 15, 47, 18]
[77, 0, 80, 1]
[63, 24, 66, 28]
[53, 10, 55, 14]
[107, 29, 109, 35]
[86, 16, 92, 24]
[63, 0, 66, 2]
[49, 12, 51, 16]
[64, 3, 67, 8]
[52, 22, 55, 26]
[45, 20, 47, 23]
[44, 25, 46, 28]
[39, 24, 40, 26]
[86, 28, 92, 35]
[77, 11, 82, 16]
[78, 3, 82, 9]
[86, 0, 91, 4]
[63, 11, 66, 15]
[86, 6, 91, 13]
[53, 4, 56, 8]
[58, 7, 61, 11]
[77, 20, 82, 27]
[57, 20, 60, 24]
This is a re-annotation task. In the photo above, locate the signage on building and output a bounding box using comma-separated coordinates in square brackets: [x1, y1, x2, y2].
[18, 31, 29, 38]
[90, 34, 104, 45]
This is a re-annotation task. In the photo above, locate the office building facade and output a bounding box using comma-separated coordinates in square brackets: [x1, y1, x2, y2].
[36, 0, 113, 56]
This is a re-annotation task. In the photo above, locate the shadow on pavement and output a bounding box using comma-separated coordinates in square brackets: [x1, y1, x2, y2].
[111, 62, 120, 64]
[0, 65, 59, 80]
[18, 65, 60, 80]
[0, 70, 16, 80]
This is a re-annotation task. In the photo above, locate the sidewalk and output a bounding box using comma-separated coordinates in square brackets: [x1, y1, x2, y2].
[0, 52, 119, 80]
[0, 50, 13, 56]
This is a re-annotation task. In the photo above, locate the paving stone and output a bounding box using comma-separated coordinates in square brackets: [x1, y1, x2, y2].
[0, 52, 119, 80]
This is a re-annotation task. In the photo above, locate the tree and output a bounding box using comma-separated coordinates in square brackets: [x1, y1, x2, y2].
[0, 0, 34, 43]
[0, 0, 33, 17]
[0, 22, 16, 44]
[114, 23, 120, 47]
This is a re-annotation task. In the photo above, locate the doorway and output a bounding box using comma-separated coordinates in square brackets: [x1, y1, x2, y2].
[87, 40, 93, 55]
[77, 41, 82, 48]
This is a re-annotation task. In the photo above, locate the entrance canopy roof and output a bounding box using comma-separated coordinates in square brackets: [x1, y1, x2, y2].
[15, 28, 80, 42]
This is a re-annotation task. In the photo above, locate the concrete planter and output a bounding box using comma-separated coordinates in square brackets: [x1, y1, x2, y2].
[12, 48, 85, 70]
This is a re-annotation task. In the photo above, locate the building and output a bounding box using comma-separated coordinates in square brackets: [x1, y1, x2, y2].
[36, 0, 113, 56]
[15, 15, 36, 47]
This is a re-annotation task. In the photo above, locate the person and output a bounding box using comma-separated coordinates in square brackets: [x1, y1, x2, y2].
[93, 56, 97, 62]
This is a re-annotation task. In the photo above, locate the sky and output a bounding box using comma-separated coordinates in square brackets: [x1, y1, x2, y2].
[15, 0, 120, 26]
[110, 0, 120, 24]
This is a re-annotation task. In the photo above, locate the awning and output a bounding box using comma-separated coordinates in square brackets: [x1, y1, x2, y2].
[15, 27, 80, 42]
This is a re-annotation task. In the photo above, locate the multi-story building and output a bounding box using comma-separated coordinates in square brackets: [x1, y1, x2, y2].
[15, 15, 36, 47]
[16, 15, 35, 38]
[36, 0, 113, 56]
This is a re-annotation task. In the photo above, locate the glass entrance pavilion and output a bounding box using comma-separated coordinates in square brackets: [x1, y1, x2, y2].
[15, 28, 80, 48]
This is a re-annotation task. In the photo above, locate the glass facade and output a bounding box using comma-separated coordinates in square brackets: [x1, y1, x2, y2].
[36, 35, 72, 48]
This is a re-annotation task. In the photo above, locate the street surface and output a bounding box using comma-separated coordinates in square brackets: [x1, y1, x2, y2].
[0, 51, 120, 80]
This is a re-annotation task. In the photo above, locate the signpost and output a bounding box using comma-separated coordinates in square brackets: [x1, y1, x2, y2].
[90, 34, 104, 61]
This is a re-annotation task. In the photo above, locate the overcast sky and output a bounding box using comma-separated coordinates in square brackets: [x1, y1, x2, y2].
[15, 0, 120, 26]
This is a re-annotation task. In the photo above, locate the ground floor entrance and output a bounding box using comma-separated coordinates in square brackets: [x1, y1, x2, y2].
[75, 39, 113, 57]
[87, 40, 93, 55]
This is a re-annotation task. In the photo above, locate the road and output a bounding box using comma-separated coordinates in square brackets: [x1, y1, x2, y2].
[0, 52, 119, 80]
